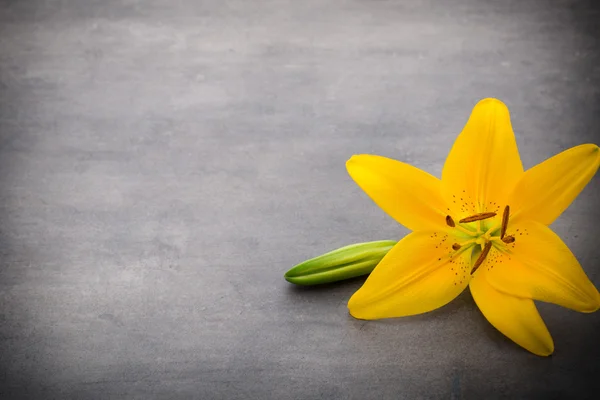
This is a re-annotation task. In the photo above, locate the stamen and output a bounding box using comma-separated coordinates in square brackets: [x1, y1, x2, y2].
[452, 243, 461, 251]
[471, 242, 492, 274]
[446, 215, 455, 227]
[484, 222, 501, 237]
[458, 239, 476, 247]
[501, 205, 510, 239]
[459, 212, 497, 223]
[454, 225, 479, 237]
[502, 235, 515, 243]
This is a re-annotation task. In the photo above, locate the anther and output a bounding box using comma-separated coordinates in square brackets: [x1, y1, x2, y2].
[502, 235, 515, 243]
[452, 243, 461, 251]
[446, 215, 455, 227]
[471, 242, 492, 274]
[459, 212, 497, 223]
[501, 205, 510, 239]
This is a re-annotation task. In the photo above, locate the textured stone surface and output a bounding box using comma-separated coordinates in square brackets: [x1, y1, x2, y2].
[1, 0, 600, 398]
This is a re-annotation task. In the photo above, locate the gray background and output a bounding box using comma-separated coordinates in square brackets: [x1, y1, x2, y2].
[1, 0, 600, 399]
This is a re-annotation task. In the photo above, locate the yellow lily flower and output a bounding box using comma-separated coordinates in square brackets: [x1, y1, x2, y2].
[346, 98, 600, 356]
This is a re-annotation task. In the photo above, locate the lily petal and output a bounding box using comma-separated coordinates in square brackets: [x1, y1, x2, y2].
[441, 98, 523, 218]
[348, 230, 472, 319]
[470, 273, 554, 356]
[346, 155, 448, 231]
[482, 220, 600, 312]
[509, 144, 600, 226]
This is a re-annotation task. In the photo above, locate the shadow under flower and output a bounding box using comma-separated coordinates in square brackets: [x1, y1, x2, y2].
[285, 275, 474, 323]
[283, 274, 563, 357]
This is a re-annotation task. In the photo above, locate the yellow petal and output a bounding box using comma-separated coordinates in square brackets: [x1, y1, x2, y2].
[509, 144, 600, 226]
[348, 230, 472, 319]
[441, 98, 523, 219]
[346, 155, 448, 231]
[469, 273, 554, 356]
[480, 220, 600, 312]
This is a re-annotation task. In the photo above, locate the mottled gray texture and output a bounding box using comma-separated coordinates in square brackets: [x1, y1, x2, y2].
[1, 0, 600, 399]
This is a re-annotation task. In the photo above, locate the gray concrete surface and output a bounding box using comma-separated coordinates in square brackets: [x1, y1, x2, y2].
[1, 0, 600, 399]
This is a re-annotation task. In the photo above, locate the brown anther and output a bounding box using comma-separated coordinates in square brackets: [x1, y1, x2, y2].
[459, 212, 497, 223]
[502, 235, 515, 244]
[452, 243, 461, 251]
[446, 215, 455, 227]
[500, 205, 510, 239]
[471, 242, 492, 274]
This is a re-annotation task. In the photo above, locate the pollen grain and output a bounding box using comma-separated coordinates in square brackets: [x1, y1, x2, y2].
[501, 205, 510, 239]
[471, 242, 492, 274]
[458, 212, 497, 223]
[502, 235, 515, 244]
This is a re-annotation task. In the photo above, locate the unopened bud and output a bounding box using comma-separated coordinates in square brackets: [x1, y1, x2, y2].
[284, 240, 396, 285]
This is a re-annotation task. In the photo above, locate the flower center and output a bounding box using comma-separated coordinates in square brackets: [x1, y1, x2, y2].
[446, 205, 515, 274]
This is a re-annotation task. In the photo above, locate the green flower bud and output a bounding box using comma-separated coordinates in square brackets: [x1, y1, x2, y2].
[284, 240, 397, 285]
